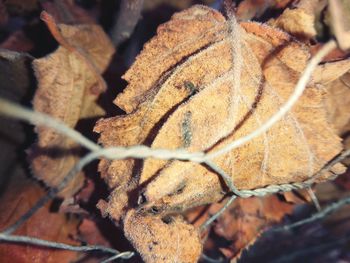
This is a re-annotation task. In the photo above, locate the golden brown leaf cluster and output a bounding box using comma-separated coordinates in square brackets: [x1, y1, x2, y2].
[94, 5, 349, 262]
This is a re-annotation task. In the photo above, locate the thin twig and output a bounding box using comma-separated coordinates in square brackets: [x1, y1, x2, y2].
[307, 186, 321, 211]
[275, 195, 350, 231]
[1, 147, 201, 234]
[329, 0, 350, 51]
[2, 95, 345, 199]
[270, 234, 350, 263]
[110, 0, 144, 46]
[2, 151, 100, 234]
[204, 160, 241, 196]
[0, 97, 100, 152]
[201, 253, 226, 263]
[0, 233, 134, 259]
[101, 252, 135, 263]
[304, 149, 350, 184]
[0, 98, 208, 162]
[200, 195, 237, 230]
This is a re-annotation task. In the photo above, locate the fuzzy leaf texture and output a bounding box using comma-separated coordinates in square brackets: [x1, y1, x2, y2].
[96, 5, 346, 217]
[31, 14, 115, 197]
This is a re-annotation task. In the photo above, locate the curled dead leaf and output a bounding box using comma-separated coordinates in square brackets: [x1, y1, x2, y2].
[96, 5, 344, 218]
[31, 12, 114, 197]
[268, 0, 325, 40]
[95, 4, 347, 261]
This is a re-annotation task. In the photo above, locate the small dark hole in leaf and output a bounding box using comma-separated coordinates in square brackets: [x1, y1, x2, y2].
[150, 206, 160, 214]
[168, 184, 186, 197]
[175, 184, 185, 195]
[161, 216, 173, 224]
[50, 198, 63, 212]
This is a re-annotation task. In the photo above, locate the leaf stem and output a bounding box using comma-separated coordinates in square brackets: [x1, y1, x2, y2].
[275, 195, 350, 231]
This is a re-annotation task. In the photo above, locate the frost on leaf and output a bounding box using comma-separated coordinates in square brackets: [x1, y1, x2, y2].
[96, 5, 344, 220]
[124, 209, 202, 263]
[31, 13, 115, 197]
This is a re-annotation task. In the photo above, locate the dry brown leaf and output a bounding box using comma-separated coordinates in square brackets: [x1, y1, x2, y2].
[94, 5, 348, 260]
[31, 12, 114, 197]
[329, 0, 350, 51]
[0, 50, 80, 261]
[0, 170, 80, 263]
[268, 0, 325, 39]
[282, 189, 311, 204]
[0, 50, 33, 180]
[324, 72, 350, 134]
[78, 219, 111, 248]
[95, 4, 229, 220]
[184, 194, 296, 260]
[236, 0, 293, 21]
[210, 195, 294, 259]
[96, 4, 345, 217]
[313, 59, 350, 135]
[124, 209, 202, 263]
[41, 0, 96, 24]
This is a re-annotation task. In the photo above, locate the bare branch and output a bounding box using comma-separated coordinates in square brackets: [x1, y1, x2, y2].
[200, 195, 237, 230]
[0, 97, 100, 152]
[0, 233, 134, 259]
[110, 0, 144, 46]
[2, 151, 100, 234]
[275, 195, 350, 231]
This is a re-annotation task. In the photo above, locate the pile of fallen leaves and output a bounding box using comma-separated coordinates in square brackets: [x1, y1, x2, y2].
[0, 0, 350, 262]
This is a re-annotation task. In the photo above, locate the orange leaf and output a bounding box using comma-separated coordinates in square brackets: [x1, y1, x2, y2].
[210, 195, 294, 259]
[0, 171, 79, 263]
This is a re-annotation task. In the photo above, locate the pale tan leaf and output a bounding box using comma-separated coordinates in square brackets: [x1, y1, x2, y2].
[95, 5, 346, 260]
[269, 0, 325, 39]
[124, 209, 202, 263]
[31, 17, 114, 197]
[324, 72, 350, 134]
[97, 3, 344, 218]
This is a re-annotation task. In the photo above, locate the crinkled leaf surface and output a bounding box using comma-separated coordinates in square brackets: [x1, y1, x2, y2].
[31, 18, 114, 197]
[96, 5, 344, 217]
[124, 209, 202, 263]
